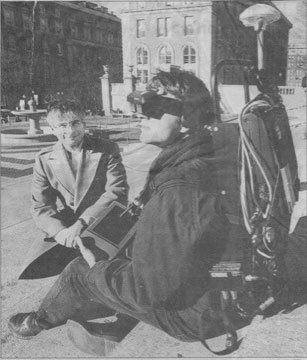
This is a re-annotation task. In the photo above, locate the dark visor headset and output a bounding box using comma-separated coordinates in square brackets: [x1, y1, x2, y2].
[127, 90, 183, 120]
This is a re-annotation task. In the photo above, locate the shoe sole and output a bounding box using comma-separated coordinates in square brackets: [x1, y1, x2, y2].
[66, 320, 119, 356]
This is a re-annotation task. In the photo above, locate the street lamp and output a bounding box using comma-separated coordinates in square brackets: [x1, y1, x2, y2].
[239, 4, 281, 70]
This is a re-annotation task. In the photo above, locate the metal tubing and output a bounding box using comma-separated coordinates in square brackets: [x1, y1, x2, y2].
[257, 29, 265, 70]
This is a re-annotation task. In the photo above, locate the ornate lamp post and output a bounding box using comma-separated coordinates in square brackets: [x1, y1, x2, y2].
[239, 4, 281, 70]
[100, 64, 112, 115]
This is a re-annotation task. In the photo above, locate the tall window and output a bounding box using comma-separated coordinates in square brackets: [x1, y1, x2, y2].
[91, 28, 96, 41]
[8, 35, 16, 51]
[40, 17, 48, 30]
[157, 18, 170, 37]
[39, 4, 46, 17]
[43, 40, 49, 55]
[137, 19, 145, 38]
[96, 29, 102, 42]
[72, 45, 78, 58]
[84, 26, 91, 40]
[55, 20, 63, 35]
[100, 30, 105, 42]
[107, 33, 114, 43]
[56, 43, 63, 57]
[159, 45, 172, 64]
[85, 47, 91, 60]
[4, 8, 15, 26]
[136, 47, 148, 65]
[55, 7, 61, 18]
[183, 45, 196, 64]
[25, 38, 32, 51]
[184, 16, 194, 35]
[137, 69, 149, 84]
[48, 17, 55, 32]
[136, 46, 149, 84]
[44, 64, 51, 84]
[70, 22, 77, 37]
[22, 13, 31, 31]
[77, 24, 84, 38]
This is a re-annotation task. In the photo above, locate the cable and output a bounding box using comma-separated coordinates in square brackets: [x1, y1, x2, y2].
[238, 98, 277, 240]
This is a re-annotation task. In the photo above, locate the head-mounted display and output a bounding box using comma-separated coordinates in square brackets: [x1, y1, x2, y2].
[127, 90, 183, 119]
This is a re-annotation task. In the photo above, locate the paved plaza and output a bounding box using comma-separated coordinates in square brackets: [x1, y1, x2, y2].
[1, 110, 306, 357]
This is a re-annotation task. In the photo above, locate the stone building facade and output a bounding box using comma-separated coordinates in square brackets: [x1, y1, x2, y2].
[287, 46, 306, 87]
[121, 1, 291, 89]
[1, 1, 122, 109]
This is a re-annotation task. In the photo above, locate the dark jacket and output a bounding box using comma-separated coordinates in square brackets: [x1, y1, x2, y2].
[86, 131, 232, 340]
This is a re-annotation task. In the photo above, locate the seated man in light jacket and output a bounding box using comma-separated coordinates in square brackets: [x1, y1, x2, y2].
[20, 98, 129, 278]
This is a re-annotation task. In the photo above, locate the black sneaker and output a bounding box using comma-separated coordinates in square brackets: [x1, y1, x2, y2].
[81, 314, 139, 342]
[8, 312, 45, 339]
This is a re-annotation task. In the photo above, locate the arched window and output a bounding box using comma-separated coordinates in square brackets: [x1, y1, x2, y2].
[183, 45, 196, 64]
[159, 45, 172, 64]
[136, 47, 148, 65]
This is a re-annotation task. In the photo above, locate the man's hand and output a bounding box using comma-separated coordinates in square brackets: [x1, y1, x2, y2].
[54, 219, 86, 248]
[75, 236, 96, 268]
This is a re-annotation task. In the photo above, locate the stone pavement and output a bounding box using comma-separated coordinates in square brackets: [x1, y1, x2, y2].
[1, 112, 306, 358]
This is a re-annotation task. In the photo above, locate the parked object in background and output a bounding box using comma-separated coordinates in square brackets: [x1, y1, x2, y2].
[1, 109, 15, 124]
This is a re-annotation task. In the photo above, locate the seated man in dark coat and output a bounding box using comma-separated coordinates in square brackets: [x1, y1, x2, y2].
[9, 71, 232, 349]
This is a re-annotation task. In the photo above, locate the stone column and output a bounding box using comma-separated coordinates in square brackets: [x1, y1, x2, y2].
[124, 65, 135, 94]
[27, 113, 43, 135]
[100, 65, 112, 116]
[123, 65, 136, 114]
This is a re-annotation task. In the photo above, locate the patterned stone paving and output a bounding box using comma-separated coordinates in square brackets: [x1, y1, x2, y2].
[1, 153, 36, 179]
[1, 156, 35, 165]
[1, 166, 33, 178]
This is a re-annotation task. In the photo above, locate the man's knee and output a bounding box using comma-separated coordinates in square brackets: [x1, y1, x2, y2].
[62, 256, 90, 276]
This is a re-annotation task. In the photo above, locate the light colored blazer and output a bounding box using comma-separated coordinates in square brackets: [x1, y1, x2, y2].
[31, 135, 129, 237]
[19, 136, 128, 279]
